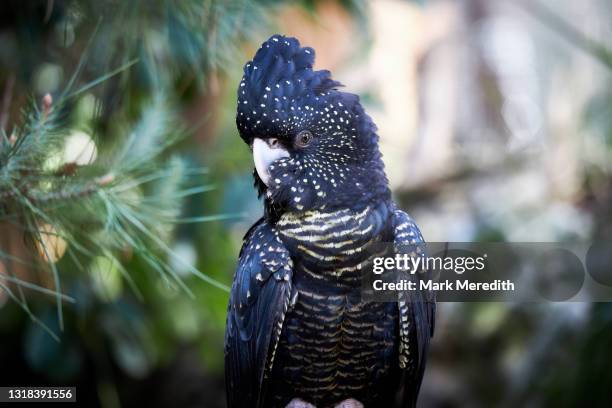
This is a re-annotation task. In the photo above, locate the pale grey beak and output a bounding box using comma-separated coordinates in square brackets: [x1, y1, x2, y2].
[252, 138, 289, 186]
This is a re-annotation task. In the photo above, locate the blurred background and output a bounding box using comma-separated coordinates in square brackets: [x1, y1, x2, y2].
[1, 0, 611, 407]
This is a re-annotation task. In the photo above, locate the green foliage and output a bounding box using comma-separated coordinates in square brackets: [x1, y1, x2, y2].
[0, 84, 230, 337]
[65, 0, 288, 91]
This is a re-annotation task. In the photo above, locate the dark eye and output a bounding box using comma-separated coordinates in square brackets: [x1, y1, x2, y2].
[295, 130, 313, 148]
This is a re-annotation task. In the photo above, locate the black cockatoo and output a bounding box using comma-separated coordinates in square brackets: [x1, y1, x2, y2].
[225, 35, 435, 408]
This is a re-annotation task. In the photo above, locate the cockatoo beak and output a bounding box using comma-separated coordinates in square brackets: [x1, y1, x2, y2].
[252, 138, 290, 186]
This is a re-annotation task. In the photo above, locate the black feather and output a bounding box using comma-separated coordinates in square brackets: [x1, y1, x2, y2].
[391, 207, 436, 407]
[225, 219, 293, 407]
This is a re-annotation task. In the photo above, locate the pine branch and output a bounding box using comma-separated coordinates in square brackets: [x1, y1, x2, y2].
[0, 85, 232, 337]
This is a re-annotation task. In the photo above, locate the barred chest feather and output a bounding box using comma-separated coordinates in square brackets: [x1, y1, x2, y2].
[276, 202, 391, 288]
[266, 202, 400, 407]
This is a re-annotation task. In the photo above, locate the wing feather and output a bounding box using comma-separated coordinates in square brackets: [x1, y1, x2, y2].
[225, 219, 293, 408]
[391, 208, 436, 408]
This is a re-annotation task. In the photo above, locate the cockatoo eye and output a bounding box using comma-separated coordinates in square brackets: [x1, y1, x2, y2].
[295, 130, 313, 148]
